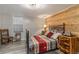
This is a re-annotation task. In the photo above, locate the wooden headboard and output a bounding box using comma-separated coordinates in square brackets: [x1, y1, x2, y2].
[49, 23, 65, 34]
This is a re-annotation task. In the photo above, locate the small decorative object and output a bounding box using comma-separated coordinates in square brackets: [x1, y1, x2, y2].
[64, 31, 71, 36]
[41, 31, 45, 35]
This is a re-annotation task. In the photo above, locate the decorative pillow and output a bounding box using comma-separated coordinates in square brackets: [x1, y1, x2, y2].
[46, 32, 53, 38]
[51, 33, 61, 39]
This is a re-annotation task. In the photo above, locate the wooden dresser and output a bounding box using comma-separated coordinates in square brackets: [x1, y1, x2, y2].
[58, 35, 79, 54]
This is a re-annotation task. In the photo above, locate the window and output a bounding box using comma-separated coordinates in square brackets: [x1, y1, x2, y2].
[13, 16, 23, 32]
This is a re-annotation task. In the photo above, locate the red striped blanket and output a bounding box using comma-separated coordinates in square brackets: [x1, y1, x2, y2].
[31, 35, 56, 54]
[34, 35, 47, 53]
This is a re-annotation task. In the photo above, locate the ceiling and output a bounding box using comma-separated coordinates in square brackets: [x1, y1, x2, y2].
[0, 4, 75, 20]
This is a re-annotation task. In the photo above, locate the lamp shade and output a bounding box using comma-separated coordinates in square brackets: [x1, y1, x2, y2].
[44, 24, 47, 28]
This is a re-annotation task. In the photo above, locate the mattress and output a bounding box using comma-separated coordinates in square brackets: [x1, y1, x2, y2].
[29, 35, 57, 54]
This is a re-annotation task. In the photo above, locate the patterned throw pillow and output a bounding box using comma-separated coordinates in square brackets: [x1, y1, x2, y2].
[51, 33, 61, 39]
[46, 32, 53, 38]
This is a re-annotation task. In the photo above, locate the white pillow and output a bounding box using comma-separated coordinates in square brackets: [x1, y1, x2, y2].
[51, 33, 61, 39]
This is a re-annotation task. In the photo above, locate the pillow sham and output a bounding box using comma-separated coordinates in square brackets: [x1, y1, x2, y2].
[51, 33, 61, 39]
[46, 32, 53, 38]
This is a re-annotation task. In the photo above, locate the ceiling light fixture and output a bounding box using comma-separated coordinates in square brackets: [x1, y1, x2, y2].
[22, 4, 46, 9]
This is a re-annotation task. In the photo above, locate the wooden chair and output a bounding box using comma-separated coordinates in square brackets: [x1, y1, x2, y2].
[0, 29, 13, 44]
[0, 29, 9, 44]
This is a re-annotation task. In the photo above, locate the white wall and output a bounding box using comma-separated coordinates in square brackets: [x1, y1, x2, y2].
[0, 15, 13, 36]
[34, 18, 45, 31]
[0, 15, 45, 40]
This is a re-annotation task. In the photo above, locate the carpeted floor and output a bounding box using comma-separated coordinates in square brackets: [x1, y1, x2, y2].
[0, 40, 61, 54]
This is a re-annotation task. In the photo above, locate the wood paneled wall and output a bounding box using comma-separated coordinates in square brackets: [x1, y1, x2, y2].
[46, 5, 79, 35]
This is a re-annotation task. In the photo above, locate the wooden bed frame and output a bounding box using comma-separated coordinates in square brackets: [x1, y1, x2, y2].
[49, 23, 65, 34]
[26, 29, 29, 54]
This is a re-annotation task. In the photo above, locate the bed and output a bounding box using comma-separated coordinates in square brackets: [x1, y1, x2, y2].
[28, 23, 65, 54]
[29, 35, 56, 54]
